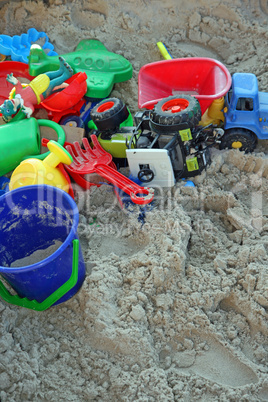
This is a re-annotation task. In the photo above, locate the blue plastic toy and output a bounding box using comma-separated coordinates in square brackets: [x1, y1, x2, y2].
[0, 177, 9, 196]
[220, 72, 268, 152]
[0, 185, 86, 307]
[184, 180, 195, 187]
[0, 28, 57, 64]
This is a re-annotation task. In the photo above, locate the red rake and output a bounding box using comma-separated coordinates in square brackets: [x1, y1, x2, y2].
[64, 135, 154, 205]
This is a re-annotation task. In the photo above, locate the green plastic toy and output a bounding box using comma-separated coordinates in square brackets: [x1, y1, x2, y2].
[97, 129, 139, 158]
[0, 118, 66, 176]
[0, 239, 79, 311]
[28, 39, 133, 99]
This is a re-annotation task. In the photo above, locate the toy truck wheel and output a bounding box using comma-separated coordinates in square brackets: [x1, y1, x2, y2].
[59, 115, 85, 128]
[219, 128, 257, 153]
[138, 168, 155, 183]
[150, 95, 201, 131]
[90, 98, 129, 131]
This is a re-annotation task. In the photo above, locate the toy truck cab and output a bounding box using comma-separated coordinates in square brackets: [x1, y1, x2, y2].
[222, 72, 268, 151]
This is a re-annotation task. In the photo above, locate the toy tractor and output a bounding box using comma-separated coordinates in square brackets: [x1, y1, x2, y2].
[89, 96, 224, 187]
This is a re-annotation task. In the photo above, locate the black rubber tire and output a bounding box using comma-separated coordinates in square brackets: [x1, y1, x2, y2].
[219, 128, 257, 153]
[150, 95, 201, 131]
[90, 97, 129, 131]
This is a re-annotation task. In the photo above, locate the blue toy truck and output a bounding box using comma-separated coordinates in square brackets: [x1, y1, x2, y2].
[220, 72, 268, 152]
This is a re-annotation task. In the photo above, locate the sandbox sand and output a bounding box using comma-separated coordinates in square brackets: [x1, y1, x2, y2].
[0, 1, 267, 401]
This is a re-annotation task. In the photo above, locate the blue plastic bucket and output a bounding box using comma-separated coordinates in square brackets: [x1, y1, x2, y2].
[0, 185, 85, 305]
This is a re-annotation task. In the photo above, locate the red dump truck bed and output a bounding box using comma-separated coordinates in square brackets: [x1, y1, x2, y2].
[138, 57, 232, 115]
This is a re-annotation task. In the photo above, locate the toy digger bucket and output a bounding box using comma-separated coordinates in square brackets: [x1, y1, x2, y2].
[0, 185, 86, 309]
[0, 118, 65, 176]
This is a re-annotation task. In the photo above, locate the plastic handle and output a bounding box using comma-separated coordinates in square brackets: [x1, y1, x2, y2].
[95, 164, 154, 205]
[157, 42, 173, 60]
[22, 119, 66, 161]
[0, 239, 79, 311]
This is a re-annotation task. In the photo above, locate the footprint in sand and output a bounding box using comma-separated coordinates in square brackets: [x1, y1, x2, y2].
[185, 336, 258, 387]
[161, 334, 258, 388]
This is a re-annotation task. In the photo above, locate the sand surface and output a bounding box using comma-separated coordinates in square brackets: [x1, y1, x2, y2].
[0, 1, 267, 401]
[10, 241, 63, 268]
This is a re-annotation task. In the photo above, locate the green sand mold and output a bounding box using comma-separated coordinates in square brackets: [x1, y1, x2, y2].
[28, 39, 133, 99]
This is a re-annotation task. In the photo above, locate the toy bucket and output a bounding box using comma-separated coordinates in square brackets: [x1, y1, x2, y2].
[0, 185, 85, 308]
[0, 117, 66, 176]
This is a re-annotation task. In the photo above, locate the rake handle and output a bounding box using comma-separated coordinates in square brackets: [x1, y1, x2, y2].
[95, 164, 154, 205]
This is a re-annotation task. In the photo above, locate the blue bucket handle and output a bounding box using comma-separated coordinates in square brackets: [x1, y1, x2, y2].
[0, 239, 80, 310]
